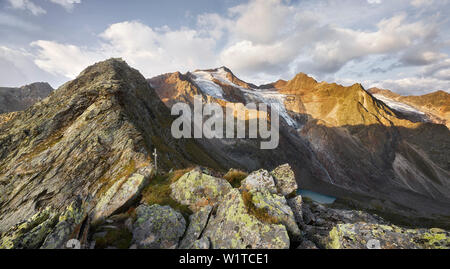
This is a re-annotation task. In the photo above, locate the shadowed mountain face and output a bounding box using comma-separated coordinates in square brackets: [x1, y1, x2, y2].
[0, 83, 53, 114]
[149, 68, 450, 227]
[0, 59, 222, 232]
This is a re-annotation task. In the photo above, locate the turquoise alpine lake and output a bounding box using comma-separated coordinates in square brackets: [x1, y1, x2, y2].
[297, 190, 336, 204]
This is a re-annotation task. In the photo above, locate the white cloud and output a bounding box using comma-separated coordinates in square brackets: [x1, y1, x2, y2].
[369, 76, 450, 95]
[27, 21, 217, 80]
[0, 46, 61, 87]
[31, 40, 103, 78]
[7, 0, 46, 15]
[6, 0, 82, 15]
[411, 0, 434, 7]
[48, 0, 81, 11]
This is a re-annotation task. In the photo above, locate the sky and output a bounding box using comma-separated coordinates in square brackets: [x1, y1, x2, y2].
[0, 0, 449, 95]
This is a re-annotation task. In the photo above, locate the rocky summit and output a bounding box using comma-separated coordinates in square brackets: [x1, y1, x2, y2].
[0, 59, 449, 249]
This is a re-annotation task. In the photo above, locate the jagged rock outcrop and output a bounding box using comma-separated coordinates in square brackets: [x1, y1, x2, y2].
[0, 82, 53, 114]
[0, 58, 221, 237]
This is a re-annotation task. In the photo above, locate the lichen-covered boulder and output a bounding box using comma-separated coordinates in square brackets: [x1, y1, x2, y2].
[132, 204, 186, 249]
[326, 223, 450, 249]
[93, 171, 151, 223]
[240, 169, 277, 194]
[270, 164, 298, 196]
[179, 206, 212, 249]
[248, 190, 301, 240]
[170, 169, 232, 211]
[202, 189, 290, 249]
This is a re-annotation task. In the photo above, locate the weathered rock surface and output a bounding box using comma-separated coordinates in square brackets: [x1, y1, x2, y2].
[179, 206, 212, 249]
[201, 189, 290, 249]
[287, 196, 303, 225]
[327, 223, 450, 249]
[0, 198, 86, 249]
[248, 190, 301, 240]
[171, 169, 232, 211]
[240, 169, 277, 194]
[132, 204, 186, 249]
[93, 170, 152, 223]
[270, 164, 298, 196]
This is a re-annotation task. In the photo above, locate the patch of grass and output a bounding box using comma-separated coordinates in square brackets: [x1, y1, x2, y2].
[140, 168, 193, 218]
[223, 169, 248, 188]
[241, 190, 279, 225]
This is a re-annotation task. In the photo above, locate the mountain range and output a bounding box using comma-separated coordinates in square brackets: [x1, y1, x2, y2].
[149, 66, 450, 227]
[0, 58, 448, 249]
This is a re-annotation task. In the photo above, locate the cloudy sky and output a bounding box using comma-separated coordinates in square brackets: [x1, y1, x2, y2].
[1, 0, 449, 95]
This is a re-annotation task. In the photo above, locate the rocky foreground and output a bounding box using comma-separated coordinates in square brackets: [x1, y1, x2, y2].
[1, 164, 448, 249]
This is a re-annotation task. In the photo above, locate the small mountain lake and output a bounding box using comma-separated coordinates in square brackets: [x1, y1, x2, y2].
[297, 190, 336, 204]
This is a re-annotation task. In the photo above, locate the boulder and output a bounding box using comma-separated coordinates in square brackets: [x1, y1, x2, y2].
[202, 189, 290, 249]
[240, 169, 277, 194]
[170, 169, 232, 211]
[287, 196, 303, 226]
[132, 204, 186, 249]
[93, 170, 151, 223]
[179, 206, 213, 249]
[248, 190, 301, 240]
[270, 164, 298, 196]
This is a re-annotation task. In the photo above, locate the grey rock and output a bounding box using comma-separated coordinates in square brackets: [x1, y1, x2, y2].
[93, 171, 151, 223]
[132, 204, 186, 249]
[287, 195, 303, 226]
[170, 169, 232, 212]
[202, 189, 290, 249]
[270, 164, 298, 196]
[179, 206, 213, 249]
[240, 169, 277, 194]
[249, 190, 301, 241]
